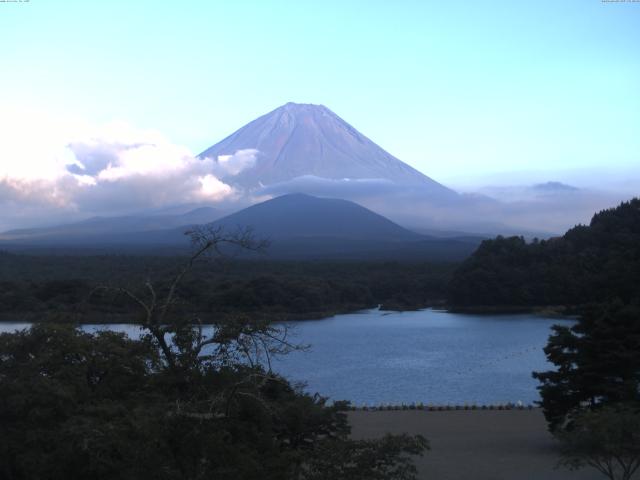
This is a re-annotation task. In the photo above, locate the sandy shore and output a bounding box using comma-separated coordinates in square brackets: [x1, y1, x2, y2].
[348, 409, 607, 480]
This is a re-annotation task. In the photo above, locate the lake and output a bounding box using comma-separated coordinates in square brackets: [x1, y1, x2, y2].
[0, 308, 572, 405]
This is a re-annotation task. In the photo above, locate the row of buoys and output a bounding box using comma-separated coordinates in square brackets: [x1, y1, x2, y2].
[347, 401, 534, 411]
[452, 346, 542, 375]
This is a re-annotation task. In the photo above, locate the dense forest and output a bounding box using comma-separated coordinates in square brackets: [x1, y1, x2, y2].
[0, 253, 455, 322]
[448, 198, 640, 309]
[3, 199, 639, 322]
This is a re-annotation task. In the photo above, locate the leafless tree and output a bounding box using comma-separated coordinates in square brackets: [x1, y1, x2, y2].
[93, 225, 303, 373]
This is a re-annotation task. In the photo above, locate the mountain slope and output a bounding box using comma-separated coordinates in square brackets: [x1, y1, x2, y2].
[205, 194, 477, 260]
[199, 102, 455, 197]
[0, 208, 221, 242]
[0, 194, 480, 260]
[210, 193, 420, 241]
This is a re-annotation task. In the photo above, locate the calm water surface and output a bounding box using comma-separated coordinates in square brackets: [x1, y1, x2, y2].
[276, 308, 573, 405]
[0, 308, 572, 405]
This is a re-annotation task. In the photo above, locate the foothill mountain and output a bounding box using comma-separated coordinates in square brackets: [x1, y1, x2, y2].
[0, 194, 481, 260]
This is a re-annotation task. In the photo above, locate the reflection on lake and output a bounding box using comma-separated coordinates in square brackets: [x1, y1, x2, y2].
[0, 308, 572, 405]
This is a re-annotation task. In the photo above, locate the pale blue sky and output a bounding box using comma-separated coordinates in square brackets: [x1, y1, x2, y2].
[1, 0, 639, 187]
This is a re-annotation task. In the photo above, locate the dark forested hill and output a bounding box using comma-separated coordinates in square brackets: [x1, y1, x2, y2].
[0, 194, 481, 261]
[448, 198, 640, 307]
[210, 193, 421, 241]
[202, 194, 481, 261]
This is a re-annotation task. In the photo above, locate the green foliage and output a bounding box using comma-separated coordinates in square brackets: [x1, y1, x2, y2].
[533, 302, 640, 431]
[0, 255, 455, 321]
[300, 434, 429, 480]
[0, 323, 427, 479]
[449, 198, 640, 307]
[556, 404, 640, 480]
[0, 233, 428, 479]
[0, 324, 162, 480]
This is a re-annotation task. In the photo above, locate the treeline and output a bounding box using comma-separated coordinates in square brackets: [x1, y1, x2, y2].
[4, 198, 639, 320]
[0, 254, 455, 321]
[448, 198, 640, 308]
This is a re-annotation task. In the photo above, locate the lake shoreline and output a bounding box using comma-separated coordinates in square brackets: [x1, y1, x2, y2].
[446, 304, 582, 317]
[0, 305, 376, 325]
[0, 302, 581, 324]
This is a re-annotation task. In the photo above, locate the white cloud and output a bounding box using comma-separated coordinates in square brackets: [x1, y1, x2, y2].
[208, 149, 259, 177]
[198, 174, 234, 200]
[0, 107, 253, 229]
[256, 175, 401, 198]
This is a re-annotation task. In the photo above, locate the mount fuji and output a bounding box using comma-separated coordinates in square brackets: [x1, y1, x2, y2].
[199, 102, 457, 202]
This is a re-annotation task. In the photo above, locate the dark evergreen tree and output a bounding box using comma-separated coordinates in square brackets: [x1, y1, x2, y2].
[533, 302, 640, 431]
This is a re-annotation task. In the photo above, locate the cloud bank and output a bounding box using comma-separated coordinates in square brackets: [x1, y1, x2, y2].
[0, 108, 255, 230]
